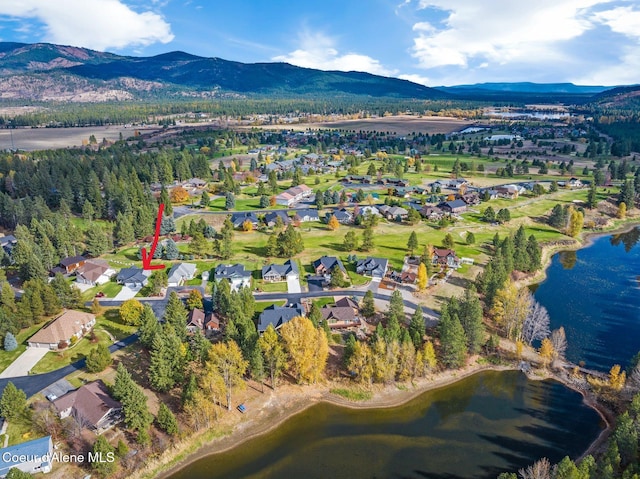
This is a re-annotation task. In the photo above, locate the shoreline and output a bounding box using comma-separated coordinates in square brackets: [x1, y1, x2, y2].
[148, 360, 607, 479]
[149, 362, 514, 479]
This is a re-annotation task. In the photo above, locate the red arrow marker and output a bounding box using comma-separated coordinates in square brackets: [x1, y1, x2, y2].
[141, 203, 166, 271]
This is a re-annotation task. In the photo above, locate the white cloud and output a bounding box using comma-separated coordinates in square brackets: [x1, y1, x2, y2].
[0, 0, 174, 51]
[273, 31, 396, 77]
[592, 6, 640, 38]
[411, 1, 603, 69]
[398, 73, 431, 86]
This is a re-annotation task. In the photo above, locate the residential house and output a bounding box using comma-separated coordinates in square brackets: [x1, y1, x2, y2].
[28, 310, 96, 350]
[356, 257, 389, 278]
[0, 234, 17, 257]
[75, 259, 115, 286]
[390, 271, 417, 284]
[186, 308, 205, 333]
[312, 256, 347, 279]
[294, 208, 320, 222]
[321, 305, 359, 328]
[53, 380, 121, 432]
[0, 436, 53, 477]
[214, 264, 252, 290]
[257, 303, 305, 333]
[496, 184, 526, 199]
[432, 248, 461, 269]
[52, 255, 86, 275]
[384, 178, 410, 187]
[419, 205, 444, 220]
[116, 267, 150, 288]
[230, 212, 260, 229]
[439, 199, 468, 214]
[275, 184, 314, 207]
[568, 177, 584, 188]
[167, 262, 197, 287]
[263, 211, 291, 228]
[185, 178, 208, 188]
[358, 206, 380, 217]
[261, 259, 299, 282]
[378, 205, 408, 221]
[328, 209, 353, 224]
[461, 192, 481, 205]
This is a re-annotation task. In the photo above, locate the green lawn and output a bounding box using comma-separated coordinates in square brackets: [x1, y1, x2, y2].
[0, 323, 45, 373]
[255, 300, 287, 313]
[95, 309, 137, 340]
[258, 281, 288, 293]
[30, 330, 112, 375]
[6, 413, 34, 446]
[81, 280, 123, 301]
[312, 297, 335, 308]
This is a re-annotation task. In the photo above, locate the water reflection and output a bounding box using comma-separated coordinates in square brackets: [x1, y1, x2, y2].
[610, 227, 640, 252]
[535, 228, 640, 370]
[167, 371, 602, 479]
[559, 250, 577, 270]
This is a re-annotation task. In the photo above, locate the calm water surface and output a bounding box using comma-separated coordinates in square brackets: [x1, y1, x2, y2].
[534, 227, 640, 371]
[168, 371, 602, 479]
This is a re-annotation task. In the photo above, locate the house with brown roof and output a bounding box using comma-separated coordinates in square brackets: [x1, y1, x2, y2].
[187, 308, 221, 335]
[28, 310, 96, 350]
[59, 255, 86, 274]
[53, 380, 121, 432]
[321, 297, 360, 328]
[75, 259, 115, 286]
[432, 248, 461, 269]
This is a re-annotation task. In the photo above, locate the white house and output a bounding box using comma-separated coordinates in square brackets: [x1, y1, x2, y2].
[167, 262, 197, 287]
[75, 259, 115, 286]
[0, 436, 53, 477]
[214, 264, 252, 291]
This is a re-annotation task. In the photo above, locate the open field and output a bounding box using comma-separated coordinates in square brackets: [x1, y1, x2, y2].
[0, 125, 161, 151]
[277, 115, 474, 135]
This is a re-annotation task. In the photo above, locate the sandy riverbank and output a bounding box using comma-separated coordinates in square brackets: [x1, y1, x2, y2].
[142, 360, 517, 479]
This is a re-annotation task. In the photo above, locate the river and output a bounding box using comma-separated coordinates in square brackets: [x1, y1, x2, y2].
[533, 227, 640, 371]
[167, 371, 602, 479]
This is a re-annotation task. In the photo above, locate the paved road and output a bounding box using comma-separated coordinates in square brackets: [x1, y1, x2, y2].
[0, 334, 139, 398]
[254, 290, 439, 321]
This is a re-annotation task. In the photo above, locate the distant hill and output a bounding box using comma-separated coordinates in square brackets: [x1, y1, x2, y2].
[0, 42, 449, 101]
[438, 82, 611, 94]
[589, 84, 640, 109]
[435, 82, 615, 104]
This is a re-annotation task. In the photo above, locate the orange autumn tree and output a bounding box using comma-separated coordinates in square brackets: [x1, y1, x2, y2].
[170, 186, 189, 203]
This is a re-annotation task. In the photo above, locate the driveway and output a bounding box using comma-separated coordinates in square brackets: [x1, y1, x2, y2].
[113, 284, 141, 301]
[0, 347, 49, 378]
[287, 276, 302, 294]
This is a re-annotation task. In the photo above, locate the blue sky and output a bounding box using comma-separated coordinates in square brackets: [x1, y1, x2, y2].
[0, 0, 639, 86]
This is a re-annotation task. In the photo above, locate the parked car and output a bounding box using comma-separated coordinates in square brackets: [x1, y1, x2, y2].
[95, 292, 105, 298]
[237, 404, 247, 414]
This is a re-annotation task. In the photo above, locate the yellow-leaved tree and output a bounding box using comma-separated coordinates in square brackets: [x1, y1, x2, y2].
[207, 340, 248, 410]
[609, 364, 626, 391]
[491, 280, 531, 341]
[566, 206, 584, 238]
[280, 316, 328, 384]
[539, 338, 554, 369]
[417, 263, 428, 291]
[327, 215, 340, 231]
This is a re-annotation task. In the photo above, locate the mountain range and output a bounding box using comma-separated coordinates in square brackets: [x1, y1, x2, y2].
[0, 42, 636, 104]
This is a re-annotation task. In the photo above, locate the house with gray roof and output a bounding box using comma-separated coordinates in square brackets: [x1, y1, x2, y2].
[264, 211, 291, 228]
[257, 303, 305, 333]
[356, 257, 389, 278]
[439, 199, 468, 214]
[294, 209, 320, 222]
[312, 256, 347, 278]
[167, 262, 197, 287]
[116, 267, 150, 287]
[261, 259, 299, 282]
[214, 264, 252, 290]
[230, 212, 260, 229]
[0, 436, 53, 477]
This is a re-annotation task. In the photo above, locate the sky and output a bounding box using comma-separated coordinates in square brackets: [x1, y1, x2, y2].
[0, 0, 639, 86]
